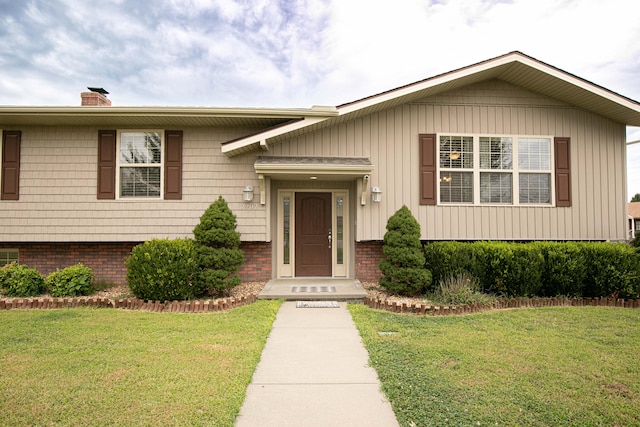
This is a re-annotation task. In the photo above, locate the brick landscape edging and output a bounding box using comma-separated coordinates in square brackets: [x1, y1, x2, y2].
[0, 294, 258, 313]
[364, 296, 640, 316]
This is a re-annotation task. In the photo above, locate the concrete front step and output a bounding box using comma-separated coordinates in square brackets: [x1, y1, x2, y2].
[257, 278, 368, 301]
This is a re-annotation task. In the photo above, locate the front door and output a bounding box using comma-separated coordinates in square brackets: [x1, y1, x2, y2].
[295, 192, 332, 276]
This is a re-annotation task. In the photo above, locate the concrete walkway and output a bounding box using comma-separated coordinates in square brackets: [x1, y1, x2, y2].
[235, 301, 399, 427]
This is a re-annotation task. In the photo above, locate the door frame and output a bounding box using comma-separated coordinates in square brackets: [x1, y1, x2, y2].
[276, 189, 349, 278]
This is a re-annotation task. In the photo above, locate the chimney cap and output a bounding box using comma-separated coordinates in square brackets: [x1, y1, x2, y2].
[87, 87, 109, 95]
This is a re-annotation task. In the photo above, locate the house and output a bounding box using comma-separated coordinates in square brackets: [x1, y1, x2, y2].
[2, 51, 640, 285]
[629, 202, 640, 238]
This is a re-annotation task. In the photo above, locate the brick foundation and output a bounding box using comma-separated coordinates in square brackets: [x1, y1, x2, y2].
[2, 241, 273, 286]
[237, 241, 272, 282]
[355, 241, 384, 282]
[3, 242, 138, 285]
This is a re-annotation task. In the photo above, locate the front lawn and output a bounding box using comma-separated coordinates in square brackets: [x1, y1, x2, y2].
[349, 305, 640, 427]
[0, 300, 281, 427]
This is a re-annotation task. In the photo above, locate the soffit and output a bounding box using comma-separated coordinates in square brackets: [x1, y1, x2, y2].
[254, 156, 373, 180]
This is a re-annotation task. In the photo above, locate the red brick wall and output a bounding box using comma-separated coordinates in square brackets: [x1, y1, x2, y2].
[238, 241, 272, 282]
[355, 241, 384, 282]
[5, 242, 137, 285]
[2, 241, 273, 285]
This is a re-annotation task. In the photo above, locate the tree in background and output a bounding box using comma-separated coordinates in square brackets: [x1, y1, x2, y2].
[631, 193, 640, 202]
[193, 196, 244, 296]
[379, 205, 432, 296]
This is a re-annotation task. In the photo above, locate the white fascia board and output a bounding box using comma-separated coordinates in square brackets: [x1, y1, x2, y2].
[221, 116, 332, 155]
[337, 52, 640, 116]
[336, 53, 521, 115]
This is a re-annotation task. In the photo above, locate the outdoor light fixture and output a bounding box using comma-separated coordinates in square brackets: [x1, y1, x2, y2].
[372, 186, 382, 203]
[243, 186, 254, 202]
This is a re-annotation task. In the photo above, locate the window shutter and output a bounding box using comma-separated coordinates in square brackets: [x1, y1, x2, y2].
[1, 131, 21, 200]
[419, 133, 437, 205]
[164, 130, 183, 200]
[97, 130, 116, 199]
[554, 137, 571, 207]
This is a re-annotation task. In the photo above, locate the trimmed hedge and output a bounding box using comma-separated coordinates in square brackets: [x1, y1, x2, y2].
[425, 241, 640, 299]
[126, 238, 201, 301]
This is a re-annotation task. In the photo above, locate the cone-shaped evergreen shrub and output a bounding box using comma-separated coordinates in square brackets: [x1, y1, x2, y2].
[193, 196, 244, 295]
[379, 205, 432, 296]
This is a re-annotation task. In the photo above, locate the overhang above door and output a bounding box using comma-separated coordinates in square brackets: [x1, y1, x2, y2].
[254, 156, 374, 181]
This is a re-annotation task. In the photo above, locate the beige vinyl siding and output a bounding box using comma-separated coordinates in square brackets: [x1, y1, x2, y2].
[270, 80, 628, 241]
[0, 127, 267, 242]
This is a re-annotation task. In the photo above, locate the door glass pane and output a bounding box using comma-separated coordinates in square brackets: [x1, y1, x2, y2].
[283, 196, 290, 264]
[336, 196, 344, 265]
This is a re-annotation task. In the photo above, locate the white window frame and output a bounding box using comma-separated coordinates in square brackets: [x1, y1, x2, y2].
[437, 133, 555, 206]
[115, 130, 164, 200]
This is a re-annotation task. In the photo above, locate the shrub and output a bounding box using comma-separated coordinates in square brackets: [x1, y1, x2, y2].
[379, 205, 432, 296]
[580, 242, 640, 299]
[193, 196, 244, 296]
[631, 233, 640, 248]
[533, 241, 586, 297]
[424, 241, 477, 288]
[431, 272, 493, 306]
[46, 263, 95, 297]
[0, 263, 46, 297]
[126, 238, 200, 301]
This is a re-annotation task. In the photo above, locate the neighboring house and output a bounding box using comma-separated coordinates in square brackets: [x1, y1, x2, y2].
[2, 51, 640, 285]
[629, 202, 640, 238]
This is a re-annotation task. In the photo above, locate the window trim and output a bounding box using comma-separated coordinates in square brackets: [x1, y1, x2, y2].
[115, 129, 165, 200]
[437, 133, 555, 207]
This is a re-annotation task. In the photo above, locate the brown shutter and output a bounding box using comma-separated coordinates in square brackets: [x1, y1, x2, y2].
[1, 131, 21, 200]
[419, 133, 437, 205]
[164, 130, 183, 200]
[554, 137, 571, 207]
[97, 130, 116, 199]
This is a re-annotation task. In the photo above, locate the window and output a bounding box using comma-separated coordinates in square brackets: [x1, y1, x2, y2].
[437, 134, 553, 205]
[97, 130, 182, 200]
[118, 131, 162, 198]
[0, 249, 18, 266]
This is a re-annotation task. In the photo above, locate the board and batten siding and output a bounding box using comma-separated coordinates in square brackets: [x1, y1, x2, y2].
[0, 127, 267, 242]
[268, 80, 628, 241]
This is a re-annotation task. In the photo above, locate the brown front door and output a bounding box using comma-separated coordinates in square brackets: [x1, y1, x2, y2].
[295, 192, 332, 276]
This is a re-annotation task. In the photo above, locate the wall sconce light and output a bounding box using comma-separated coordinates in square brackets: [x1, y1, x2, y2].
[371, 186, 382, 203]
[243, 186, 254, 202]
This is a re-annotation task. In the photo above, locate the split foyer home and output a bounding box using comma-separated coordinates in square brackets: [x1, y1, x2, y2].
[2, 51, 640, 285]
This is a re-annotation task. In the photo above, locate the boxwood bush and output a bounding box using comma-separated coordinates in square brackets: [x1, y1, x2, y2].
[425, 241, 640, 299]
[126, 238, 200, 301]
[0, 263, 46, 297]
[46, 263, 95, 297]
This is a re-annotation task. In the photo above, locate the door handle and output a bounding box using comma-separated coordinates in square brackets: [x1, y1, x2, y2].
[328, 229, 332, 249]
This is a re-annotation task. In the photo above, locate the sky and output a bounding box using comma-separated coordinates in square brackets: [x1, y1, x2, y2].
[1, 0, 639, 199]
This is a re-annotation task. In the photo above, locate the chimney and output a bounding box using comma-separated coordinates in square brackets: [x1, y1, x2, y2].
[81, 87, 111, 106]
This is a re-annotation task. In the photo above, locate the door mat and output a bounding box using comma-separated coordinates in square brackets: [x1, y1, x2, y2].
[296, 301, 340, 308]
[291, 286, 337, 293]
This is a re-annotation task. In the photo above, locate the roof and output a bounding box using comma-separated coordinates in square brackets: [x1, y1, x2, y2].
[0, 105, 337, 128]
[2, 51, 639, 156]
[629, 202, 640, 219]
[222, 51, 640, 156]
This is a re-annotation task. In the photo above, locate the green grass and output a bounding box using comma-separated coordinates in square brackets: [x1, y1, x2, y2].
[349, 305, 640, 427]
[0, 301, 282, 427]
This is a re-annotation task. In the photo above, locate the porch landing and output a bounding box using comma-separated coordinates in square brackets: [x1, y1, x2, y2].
[258, 278, 367, 301]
